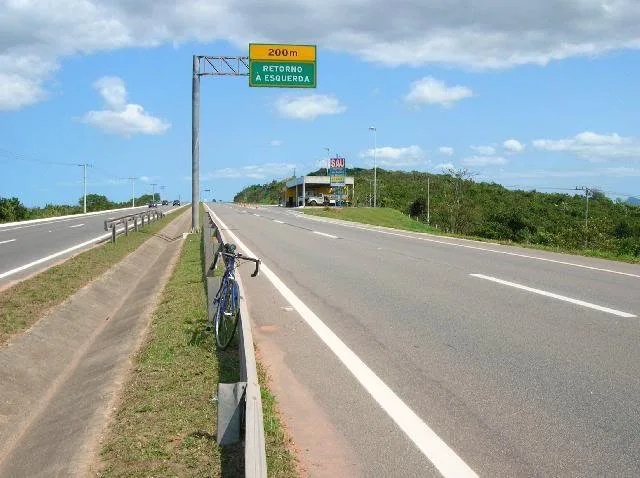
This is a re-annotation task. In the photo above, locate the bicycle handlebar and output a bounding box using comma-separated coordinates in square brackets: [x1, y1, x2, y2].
[220, 251, 261, 277]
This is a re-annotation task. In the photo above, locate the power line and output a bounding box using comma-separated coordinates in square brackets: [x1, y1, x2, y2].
[0, 148, 78, 167]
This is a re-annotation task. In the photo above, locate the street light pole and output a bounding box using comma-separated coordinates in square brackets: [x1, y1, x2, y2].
[324, 147, 330, 175]
[369, 126, 377, 207]
[150, 183, 158, 202]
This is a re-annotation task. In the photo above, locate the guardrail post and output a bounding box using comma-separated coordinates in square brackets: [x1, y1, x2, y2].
[111, 224, 116, 243]
[141, 214, 145, 227]
[134, 216, 139, 231]
[104, 219, 108, 231]
[124, 218, 129, 236]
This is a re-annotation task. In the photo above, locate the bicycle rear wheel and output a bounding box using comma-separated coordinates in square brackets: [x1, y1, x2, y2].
[215, 279, 240, 349]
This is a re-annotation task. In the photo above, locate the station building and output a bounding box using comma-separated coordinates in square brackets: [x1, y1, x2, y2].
[284, 175, 355, 207]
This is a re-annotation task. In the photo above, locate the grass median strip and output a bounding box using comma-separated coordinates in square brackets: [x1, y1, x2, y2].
[304, 207, 640, 263]
[98, 227, 299, 477]
[0, 207, 187, 346]
[304, 207, 433, 233]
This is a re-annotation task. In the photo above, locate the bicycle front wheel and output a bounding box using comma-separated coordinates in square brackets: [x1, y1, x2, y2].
[215, 279, 240, 349]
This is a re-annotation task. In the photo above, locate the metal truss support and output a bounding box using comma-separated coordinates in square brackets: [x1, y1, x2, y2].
[191, 55, 250, 232]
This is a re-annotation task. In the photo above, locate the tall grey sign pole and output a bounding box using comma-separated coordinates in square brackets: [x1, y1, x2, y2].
[192, 55, 200, 232]
[191, 56, 249, 232]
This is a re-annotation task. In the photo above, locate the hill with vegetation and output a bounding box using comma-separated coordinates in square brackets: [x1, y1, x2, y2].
[234, 168, 640, 258]
[233, 180, 285, 204]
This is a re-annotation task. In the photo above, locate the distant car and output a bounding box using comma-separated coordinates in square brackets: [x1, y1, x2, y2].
[162, 200, 169, 206]
[172, 199, 180, 206]
[148, 201, 157, 208]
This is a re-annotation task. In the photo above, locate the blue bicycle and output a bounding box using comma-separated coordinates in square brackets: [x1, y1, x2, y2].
[210, 242, 260, 349]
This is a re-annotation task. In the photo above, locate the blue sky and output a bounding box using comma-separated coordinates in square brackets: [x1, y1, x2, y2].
[2, 1, 640, 206]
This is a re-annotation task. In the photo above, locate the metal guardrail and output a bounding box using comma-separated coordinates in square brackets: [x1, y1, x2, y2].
[203, 207, 268, 478]
[103, 209, 164, 243]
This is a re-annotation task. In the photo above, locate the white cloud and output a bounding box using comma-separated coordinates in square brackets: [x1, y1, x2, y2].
[470, 145, 496, 156]
[360, 145, 425, 166]
[205, 163, 296, 180]
[81, 76, 170, 137]
[5, 1, 640, 109]
[0, 73, 47, 110]
[439, 146, 454, 156]
[94, 76, 127, 110]
[460, 156, 507, 167]
[275, 94, 345, 120]
[435, 162, 455, 170]
[503, 139, 525, 153]
[532, 131, 640, 160]
[404, 77, 473, 108]
[270, 139, 283, 147]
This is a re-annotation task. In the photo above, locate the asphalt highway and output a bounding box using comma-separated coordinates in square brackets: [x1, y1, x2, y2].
[208, 203, 640, 477]
[0, 204, 178, 287]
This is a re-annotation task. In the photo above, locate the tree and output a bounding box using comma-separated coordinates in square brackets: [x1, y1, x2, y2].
[0, 197, 28, 222]
[408, 197, 426, 218]
[80, 194, 113, 212]
[441, 168, 477, 233]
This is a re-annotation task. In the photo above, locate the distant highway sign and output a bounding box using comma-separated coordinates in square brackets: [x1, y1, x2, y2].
[249, 43, 316, 88]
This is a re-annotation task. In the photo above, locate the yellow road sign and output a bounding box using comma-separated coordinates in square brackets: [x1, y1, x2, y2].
[249, 44, 316, 62]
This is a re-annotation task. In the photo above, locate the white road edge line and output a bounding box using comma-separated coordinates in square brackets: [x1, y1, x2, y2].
[300, 214, 640, 279]
[0, 230, 119, 280]
[470, 274, 636, 318]
[69, 223, 84, 228]
[206, 204, 478, 478]
[0, 239, 16, 245]
[273, 220, 284, 224]
[313, 231, 338, 239]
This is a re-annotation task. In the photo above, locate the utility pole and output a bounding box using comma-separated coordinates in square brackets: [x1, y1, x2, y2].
[160, 185, 166, 202]
[150, 183, 158, 202]
[427, 175, 431, 224]
[575, 186, 592, 247]
[78, 163, 89, 213]
[369, 126, 377, 207]
[127, 177, 136, 207]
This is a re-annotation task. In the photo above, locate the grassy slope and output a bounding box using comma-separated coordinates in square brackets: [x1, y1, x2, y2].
[305, 207, 433, 233]
[304, 207, 640, 263]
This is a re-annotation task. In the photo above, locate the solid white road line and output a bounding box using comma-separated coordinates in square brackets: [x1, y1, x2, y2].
[0, 205, 148, 229]
[273, 220, 284, 224]
[0, 216, 85, 233]
[300, 214, 640, 279]
[206, 204, 478, 478]
[470, 274, 636, 318]
[69, 223, 84, 228]
[0, 230, 120, 280]
[313, 231, 338, 239]
[0, 239, 16, 245]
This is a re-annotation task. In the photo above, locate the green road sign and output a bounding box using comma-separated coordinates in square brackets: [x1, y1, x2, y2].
[249, 61, 316, 88]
